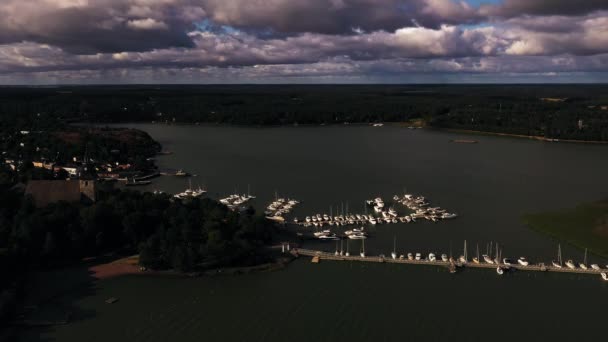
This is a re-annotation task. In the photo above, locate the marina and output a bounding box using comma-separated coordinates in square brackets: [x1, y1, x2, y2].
[290, 247, 608, 280]
[292, 193, 457, 240]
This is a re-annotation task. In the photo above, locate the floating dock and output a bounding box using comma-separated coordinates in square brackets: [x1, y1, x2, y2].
[291, 248, 606, 276]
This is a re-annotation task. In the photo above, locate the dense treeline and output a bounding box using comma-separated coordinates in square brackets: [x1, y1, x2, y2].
[1, 85, 608, 140]
[1, 188, 274, 270]
[0, 180, 276, 324]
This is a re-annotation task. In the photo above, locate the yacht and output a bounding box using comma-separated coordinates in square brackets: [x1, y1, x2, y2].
[591, 264, 601, 270]
[441, 213, 458, 219]
[348, 233, 367, 240]
[518, 257, 529, 266]
[441, 254, 448, 262]
[174, 169, 189, 177]
[482, 254, 494, 264]
[344, 228, 364, 236]
[428, 253, 437, 262]
[174, 181, 206, 200]
[313, 230, 331, 237]
[565, 260, 576, 269]
[318, 233, 338, 240]
[407, 253, 414, 260]
[415, 253, 422, 261]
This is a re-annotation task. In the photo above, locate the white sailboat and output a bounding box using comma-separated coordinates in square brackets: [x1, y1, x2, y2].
[579, 248, 588, 269]
[473, 244, 480, 264]
[565, 259, 576, 269]
[391, 236, 397, 260]
[552, 244, 563, 268]
[360, 239, 366, 258]
[345, 240, 350, 257]
[459, 240, 467, 264]
[602, 272, 608, 281]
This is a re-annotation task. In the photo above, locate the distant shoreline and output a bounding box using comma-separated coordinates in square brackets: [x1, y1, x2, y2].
[437, 128, 608, 145]
[90, 121, 608, 144]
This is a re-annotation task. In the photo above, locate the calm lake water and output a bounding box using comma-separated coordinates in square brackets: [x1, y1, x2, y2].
[33, 125, 608, 341]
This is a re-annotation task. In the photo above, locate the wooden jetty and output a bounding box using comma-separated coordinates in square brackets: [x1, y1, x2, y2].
[291, 248, 606, 276]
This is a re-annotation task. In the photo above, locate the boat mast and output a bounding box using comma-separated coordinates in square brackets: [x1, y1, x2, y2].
[584, 248, 587, 265]
[463, 240, 467, 261]
[393, 236, 397, 255]
[476, 243, 480, 260]
[558, 244, 562, 265]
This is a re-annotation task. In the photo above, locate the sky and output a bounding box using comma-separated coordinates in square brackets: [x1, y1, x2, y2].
[0, 0, 607, 84]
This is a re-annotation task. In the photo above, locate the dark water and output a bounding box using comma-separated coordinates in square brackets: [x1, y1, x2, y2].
[39, 125, 608, 341]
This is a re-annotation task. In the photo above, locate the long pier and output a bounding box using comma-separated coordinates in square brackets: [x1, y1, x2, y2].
[291, 248, 607, 276]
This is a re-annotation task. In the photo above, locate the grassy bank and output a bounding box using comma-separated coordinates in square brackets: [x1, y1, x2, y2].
[523, 201, 608, 258]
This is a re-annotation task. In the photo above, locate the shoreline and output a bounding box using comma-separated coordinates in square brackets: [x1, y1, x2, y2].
[437, 128, 608, 145]
[86, 120, 608, 144]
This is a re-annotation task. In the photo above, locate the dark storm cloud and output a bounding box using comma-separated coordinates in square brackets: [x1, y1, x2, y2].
[482, 0, 608, 17]
[0, 0, 206, 54]
[202, 0, 481, 34]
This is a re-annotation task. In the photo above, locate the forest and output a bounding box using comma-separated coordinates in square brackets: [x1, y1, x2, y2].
[0, 177, 276, 324]
[1, 84, 608, 140]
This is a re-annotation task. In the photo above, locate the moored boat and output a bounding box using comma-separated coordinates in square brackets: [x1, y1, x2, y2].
[518, 257, 529, 266]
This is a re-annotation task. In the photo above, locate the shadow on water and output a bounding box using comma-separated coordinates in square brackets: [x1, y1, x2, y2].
[10, 258, 113, 342]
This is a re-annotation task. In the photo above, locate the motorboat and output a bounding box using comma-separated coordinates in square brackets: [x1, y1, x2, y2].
[428, 253, 436, 262]
[407, 253, 414, 260]
[518, 257, 529, 266]
[591, 264, 601, 270]
[344, 228, 364, 236]
[496, 267, 504, 275]
[579, 263, 588, 270]
[313, 230, 331, 237]
[441, 254, 448, 262]
[565, 260, 576, 269]
[318, 233, 339, 240]
[415, 253, 422, 261]
[348, 233, 367, 240]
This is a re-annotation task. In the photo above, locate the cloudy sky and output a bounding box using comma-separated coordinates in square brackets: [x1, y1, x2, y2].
[0, 0, 607, 84]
